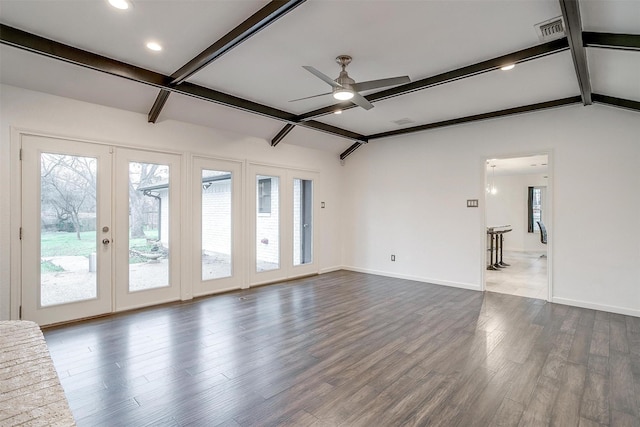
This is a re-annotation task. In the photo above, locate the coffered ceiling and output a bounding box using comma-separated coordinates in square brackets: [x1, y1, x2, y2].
[1, 0, 638, 159]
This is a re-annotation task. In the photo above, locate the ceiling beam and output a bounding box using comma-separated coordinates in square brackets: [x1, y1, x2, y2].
[0, 24, 366, 143]
[340, 142, 364, 161]
[148, 0, 307, 123]
[582, 32, 640, 51]
[0, 24, 169, 87]
[592, 94, 640, 112]
[297, 38, 569, 121]
[559, 0, 592, 105]
[300, 120, 367, 142]
[339, 96, 582, 161]
[271, 123, 296, 146]
[365, 97, 581, 142]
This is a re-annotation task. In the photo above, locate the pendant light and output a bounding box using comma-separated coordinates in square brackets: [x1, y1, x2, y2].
[487, 164, 498, 195]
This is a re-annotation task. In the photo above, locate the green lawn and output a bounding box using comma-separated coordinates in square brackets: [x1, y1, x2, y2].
[41, 231, 97, 257]
[41, 230, 160, 257]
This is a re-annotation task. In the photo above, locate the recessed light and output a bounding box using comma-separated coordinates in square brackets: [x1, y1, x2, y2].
[146, 42, 162, 52]
[500, 64, 515, 71]
[333, 110, 342, 115]
[108, 0, 131, 10]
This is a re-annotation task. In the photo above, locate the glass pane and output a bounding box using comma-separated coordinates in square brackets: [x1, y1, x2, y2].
[40, 153, 98, 306]
[533, 188, 542, 230]
[256, 175, 279, 272]
[293, 179, 313, 266]
[201, 169, 232, 280]
[128, 162, 170, 291]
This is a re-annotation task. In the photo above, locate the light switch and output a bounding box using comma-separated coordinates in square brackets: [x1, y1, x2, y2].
[467, 199, 479, 208]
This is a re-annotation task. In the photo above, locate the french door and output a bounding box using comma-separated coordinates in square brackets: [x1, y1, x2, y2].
[249, 164, 318, 285]
[21, 135, 181, 325]
[192, 156, 243, 296]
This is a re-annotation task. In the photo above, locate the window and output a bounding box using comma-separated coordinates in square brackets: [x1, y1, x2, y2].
[528, 186, 543, 232]
[258, 178, 272, 214]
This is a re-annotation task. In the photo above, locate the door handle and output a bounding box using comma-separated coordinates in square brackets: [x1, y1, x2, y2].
[102, 238, 110, 245]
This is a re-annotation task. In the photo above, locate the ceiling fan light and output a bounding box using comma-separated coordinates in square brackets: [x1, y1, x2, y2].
[333, 89, 354, 101]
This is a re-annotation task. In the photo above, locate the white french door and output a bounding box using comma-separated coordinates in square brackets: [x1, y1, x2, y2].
[113, 148, 181, 311]
[21, 135, 181, 325]
[192, 156, 243, 296]
[22, 135, 112, 325]
[249, 164, 318, 286]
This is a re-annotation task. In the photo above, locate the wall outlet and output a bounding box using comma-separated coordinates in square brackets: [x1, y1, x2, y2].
[391, 255, 396, 261]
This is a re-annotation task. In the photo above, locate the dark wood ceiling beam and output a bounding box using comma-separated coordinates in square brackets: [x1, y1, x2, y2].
[0, 24, 367, 143]
[582, 32, 640, 51]
[148, 0, 307, 123]
[365, 97, 581, 142]
[592, 94, 640, 112]
[559, 0, 592, 105]
[148, 90, 171, 123]
[340, 97, 581, 160]
[171, 1, 306, 84]
[297, 38, 569, 121]
[271, 124, 296, 146]
[340, 142, 364, 161]
[300, 120, 367, 142]
[0, 24, 169, 87]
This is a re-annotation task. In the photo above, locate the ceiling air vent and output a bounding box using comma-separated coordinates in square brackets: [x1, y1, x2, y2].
[392, 118, 415, 126]
[534, 16, 565, 42]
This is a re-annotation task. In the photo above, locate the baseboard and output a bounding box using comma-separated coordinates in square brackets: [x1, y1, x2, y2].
[319, 265, 345, 274]
[342, 266, 481, 291]
[552, 297, 640, 318]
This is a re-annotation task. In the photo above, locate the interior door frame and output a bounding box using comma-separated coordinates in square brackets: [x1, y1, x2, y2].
[480, 150, 553, 301]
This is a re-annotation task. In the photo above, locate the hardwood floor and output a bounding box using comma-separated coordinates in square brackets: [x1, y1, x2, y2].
[43, 271, 640, 426]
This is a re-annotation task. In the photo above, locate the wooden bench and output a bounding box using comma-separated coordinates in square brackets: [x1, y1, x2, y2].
[0, 321, 75, 426]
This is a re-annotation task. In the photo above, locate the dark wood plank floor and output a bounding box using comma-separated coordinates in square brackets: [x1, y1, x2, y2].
[43, 271, 640, 427]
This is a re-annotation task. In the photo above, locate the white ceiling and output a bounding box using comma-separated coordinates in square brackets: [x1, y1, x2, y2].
[487, 154, 549, 176]
[0, 0, 638, 155]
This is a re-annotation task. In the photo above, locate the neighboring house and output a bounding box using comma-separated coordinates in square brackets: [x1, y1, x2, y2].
[139, 174, 281, 266]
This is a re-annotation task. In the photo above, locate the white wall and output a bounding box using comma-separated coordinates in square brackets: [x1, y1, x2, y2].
[342, 104, 640, 317]
[486, 173, 548, 252]
[0, 84, 345, 320]
[2, 84, 639, 320]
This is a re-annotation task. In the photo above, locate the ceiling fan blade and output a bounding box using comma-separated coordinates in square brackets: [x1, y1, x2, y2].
[351, 76, 411, 92]
[288, 92, 332, 102]
[303, 66, 342, 88]
[351, 91, 374, 110]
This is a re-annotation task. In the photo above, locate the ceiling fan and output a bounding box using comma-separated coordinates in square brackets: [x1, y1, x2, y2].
[290, 55, 410, 110]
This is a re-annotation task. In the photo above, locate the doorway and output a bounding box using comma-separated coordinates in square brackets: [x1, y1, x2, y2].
[484, 154, 550, 300]
[21, 134, 182, 325]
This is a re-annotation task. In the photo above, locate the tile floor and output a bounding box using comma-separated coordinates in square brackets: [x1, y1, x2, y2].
[485, 250, 548, 300]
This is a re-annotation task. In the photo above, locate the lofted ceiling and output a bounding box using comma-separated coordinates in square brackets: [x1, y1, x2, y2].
[0, 0, 638, 159]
